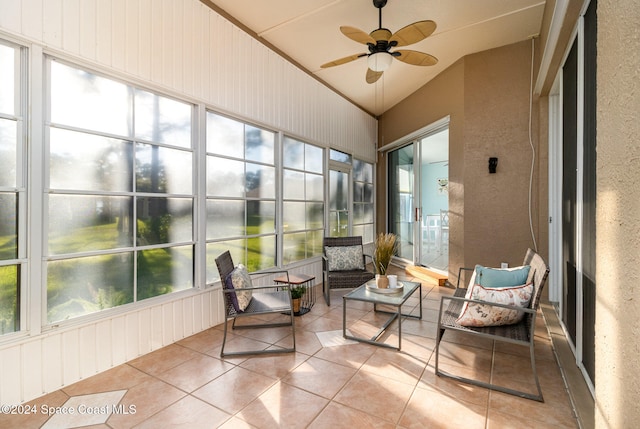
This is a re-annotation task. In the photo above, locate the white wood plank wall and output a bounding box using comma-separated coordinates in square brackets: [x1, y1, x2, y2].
[0, 0, 377, 158]
[0, 0, 376, 404]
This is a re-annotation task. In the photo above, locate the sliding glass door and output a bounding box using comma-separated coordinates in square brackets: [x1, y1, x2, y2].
[387, 122, 449, 271]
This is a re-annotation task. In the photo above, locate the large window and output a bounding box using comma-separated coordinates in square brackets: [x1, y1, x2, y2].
[0, 41, 24, 335]
[282, 136, 324, 264]
[205, 112, 277, 280]
[46, 60, 194, 323]
[353, 159, 374, 244]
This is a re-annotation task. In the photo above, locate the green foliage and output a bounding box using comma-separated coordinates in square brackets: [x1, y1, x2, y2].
[373, 232, 398, 275]
[290, 285, 306, 299]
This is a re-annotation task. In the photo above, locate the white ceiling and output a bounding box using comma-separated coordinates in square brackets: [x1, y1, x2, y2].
[204, 0, 546, 116]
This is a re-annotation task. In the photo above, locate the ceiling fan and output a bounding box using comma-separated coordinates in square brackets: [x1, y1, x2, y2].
[320, 0, 438, 84]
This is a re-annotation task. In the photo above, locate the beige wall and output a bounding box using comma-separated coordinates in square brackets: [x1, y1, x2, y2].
[596, 1, 640, 427]
[378, 40, 547, 283]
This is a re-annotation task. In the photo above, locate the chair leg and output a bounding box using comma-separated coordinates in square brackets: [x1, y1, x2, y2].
[435, 334, 544, 402]
[323, 275, 330, 306]
[220, 318, 230, 358]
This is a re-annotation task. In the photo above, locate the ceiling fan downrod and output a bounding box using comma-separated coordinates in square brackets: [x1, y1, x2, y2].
[373, 0, 387, 29]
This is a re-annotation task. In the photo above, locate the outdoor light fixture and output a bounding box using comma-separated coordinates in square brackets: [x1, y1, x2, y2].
[368, 52, 393, 72]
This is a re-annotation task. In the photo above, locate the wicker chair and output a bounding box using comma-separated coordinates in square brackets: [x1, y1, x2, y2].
[435, 248, 550, 401]
[322, 236, 375, 306]
[215, 251, 296, 357]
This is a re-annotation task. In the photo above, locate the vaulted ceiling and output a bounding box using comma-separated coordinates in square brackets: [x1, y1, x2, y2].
[202, 0, 546, 116]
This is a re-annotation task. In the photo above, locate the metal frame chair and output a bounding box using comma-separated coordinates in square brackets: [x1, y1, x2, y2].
[435, 248, 550, 401]
[215, 251, 296, 357]
[322, 236, 375, 306]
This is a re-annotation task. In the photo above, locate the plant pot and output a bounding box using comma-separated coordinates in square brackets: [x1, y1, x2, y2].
[375, 274, 389, 289]
[292, 298, 301, 314]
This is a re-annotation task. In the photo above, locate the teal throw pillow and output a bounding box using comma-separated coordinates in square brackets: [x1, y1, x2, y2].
[475, 265, 530, 288]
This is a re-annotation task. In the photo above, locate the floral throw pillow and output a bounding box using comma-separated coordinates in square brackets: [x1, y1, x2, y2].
[325, 245, 364, 271]
[456, 282, 534, 327]
[225, 264, 253, 312]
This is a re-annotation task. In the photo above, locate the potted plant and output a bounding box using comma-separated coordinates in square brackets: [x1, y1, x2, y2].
[373, 232, 397, 288]
[290, 285, 306, 314]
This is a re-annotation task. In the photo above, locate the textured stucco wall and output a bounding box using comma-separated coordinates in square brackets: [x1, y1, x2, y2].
[377, 40, 546, 284]
[463, 40, 543, 267]
[596, 0, 640, 427]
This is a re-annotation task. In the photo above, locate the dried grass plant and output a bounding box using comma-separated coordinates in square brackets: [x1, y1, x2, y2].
[373, 232, 397, 275]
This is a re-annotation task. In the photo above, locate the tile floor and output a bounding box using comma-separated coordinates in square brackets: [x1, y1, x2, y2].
[1, 267, 579, 428]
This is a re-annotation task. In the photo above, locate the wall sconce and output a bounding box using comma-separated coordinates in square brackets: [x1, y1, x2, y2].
[489, 157, 498, 174]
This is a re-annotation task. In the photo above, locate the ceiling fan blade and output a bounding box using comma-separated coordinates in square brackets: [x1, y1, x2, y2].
[389, 20, 437, 47]
[394, 50, 438, 66]
[340, 26, 376, 45]
[320, 53, 367, 68]
[366, 68, 383, 84]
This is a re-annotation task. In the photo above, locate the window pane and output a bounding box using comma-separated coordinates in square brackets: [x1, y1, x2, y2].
[207, 157, 244, 197]
[206, 113, 243, 157]
[363, 203, 374, 223]
[206, 200, 244, 239]
[283, 232, 305, 265]
[136, 197, 192, 245]
[0, 265, 18, 334]
[329, 211, 349, 237]
[47, 253, 134, 323]
[135, 90, 191, 148]
[246, 163, 275, 198]
[0, 118, 17, 188]
[245, 125, 274, 164]
[49, 195, 133, 254]
[207, 239, 246, 279]
[306, 145, 323, 173]
[247, 235, 275, 271]
[283, 170, 304, 199]
[306, 173, 323, 201]
[247, 201, 275, 235]
[364, 183, 373, 202]
[307, 230, 324, 258]
[0, 44, 15, 115]
[49, 128, 133, 192]
[135, 143, 192, 194]
[283, 202, 305, 232]
[283, 137, 304, 169]
[307, 202, 323, 229]
[330, 149, 351, 164]
[354, 158, 373, 182]
[329, 170, 348, 210]
[0, 193, 17, 260]
[353, 182, 364, 203]
[137, 245, 193, 300]
[353, 203, 364, 224]
[50, 61, 132, 136]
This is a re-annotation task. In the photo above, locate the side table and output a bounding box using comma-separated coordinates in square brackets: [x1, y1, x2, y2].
[274, 273, 316, 316]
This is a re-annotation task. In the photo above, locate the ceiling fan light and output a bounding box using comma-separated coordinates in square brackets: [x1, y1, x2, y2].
[368, 52, 393, 72]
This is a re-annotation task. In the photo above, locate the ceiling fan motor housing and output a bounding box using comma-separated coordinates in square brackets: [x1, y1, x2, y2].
[373, 0, 388, 9]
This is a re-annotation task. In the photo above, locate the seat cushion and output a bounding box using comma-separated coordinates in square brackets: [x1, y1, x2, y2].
[325, 245, 364, 271]
[457, 282, 533, 327]
[224, 264, 253, 312]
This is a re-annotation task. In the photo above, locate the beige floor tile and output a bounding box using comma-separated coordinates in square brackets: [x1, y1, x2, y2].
[237, 381, 329, 429]
[62, 364, 151, 396]
[313, 342, 377, 369]
[487, 389, 578, 428]
[128, 344, 200, 377]
[192, 366, 276, 414]
[0, 390, 69, 429]
[333, 371, 415, 424]
[282, 356, 357, 399]
[239, 352, 308, 379]
[361, 348, 426, 386]
[107, 378, 186, 429]
[399, 384, 488, 429]
[418, 366, 490, 407]
[218, 415, 259, 428]
[134, 395, 231, 429]
[275, 328, 323, 356]
[157, 353, 235, 392]
[308, 402, 395, 429]
[176, 328, 226, 353]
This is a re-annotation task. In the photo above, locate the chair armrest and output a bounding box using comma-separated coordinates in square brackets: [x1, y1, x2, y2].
[222, 284, 292, 293]
[456, 267, 475, 289]
[440, 294, 536, 315]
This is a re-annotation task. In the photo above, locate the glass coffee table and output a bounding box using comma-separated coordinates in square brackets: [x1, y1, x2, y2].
[342, 280, 422, 350]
